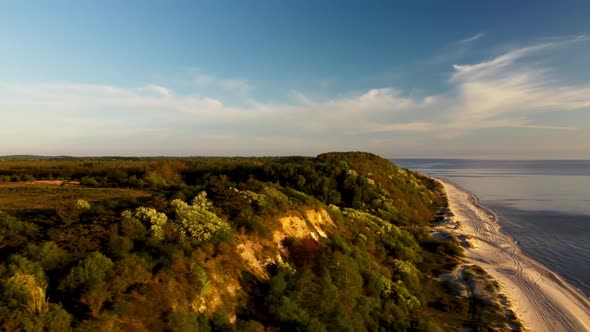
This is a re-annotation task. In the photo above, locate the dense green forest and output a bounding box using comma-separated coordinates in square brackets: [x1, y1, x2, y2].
[0, 152, 520, 331]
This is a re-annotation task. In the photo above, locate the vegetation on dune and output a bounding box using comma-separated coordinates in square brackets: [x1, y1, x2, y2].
[0, 152, 519, 331]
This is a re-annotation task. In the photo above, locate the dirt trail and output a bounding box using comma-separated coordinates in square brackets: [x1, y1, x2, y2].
[437, 178, 590, 332]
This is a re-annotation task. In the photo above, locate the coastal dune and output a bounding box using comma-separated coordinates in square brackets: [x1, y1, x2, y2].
[437, 178, 590, 332]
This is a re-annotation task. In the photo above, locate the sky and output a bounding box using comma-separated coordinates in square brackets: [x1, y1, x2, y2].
[1, 1, 590, 158]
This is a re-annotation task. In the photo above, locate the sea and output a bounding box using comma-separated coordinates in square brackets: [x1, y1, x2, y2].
[392, 159, 590, 298]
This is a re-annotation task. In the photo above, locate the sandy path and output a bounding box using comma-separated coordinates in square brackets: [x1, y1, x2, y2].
[437, 178, 590, 332]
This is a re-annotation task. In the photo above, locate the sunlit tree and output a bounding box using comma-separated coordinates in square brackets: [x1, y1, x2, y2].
[172, 192, 230, 242]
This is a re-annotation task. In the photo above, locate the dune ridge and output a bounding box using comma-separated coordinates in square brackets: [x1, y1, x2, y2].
[436, 177, 590, 332]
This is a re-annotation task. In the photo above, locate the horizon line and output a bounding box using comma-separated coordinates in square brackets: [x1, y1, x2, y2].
[1, 154, 589, 161]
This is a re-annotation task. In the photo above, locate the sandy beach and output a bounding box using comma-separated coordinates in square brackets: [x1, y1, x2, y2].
[436, 178, 590, 332]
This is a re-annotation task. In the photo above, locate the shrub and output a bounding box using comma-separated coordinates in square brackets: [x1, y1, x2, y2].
[166, 307, 197, 331]
[109, 255, 152, 295]
[122, 207, 168, 240]
[59, 252, 114, 292]
[3, 271, 48, 314]
[171, 192, 230, 243]
[59, 252, 116, 314]
[0, 215, 39, 238]
[392, 259, 422, 293]
[188, 265, 211, 296]
[80, 176, 100, 187]
[120, 217, 147, 240]
[106, 233, 134, 259]
[76, 199, 91, 210]
[23, 241, 70, 271]
[55, 200, 90, 224]
[1, 256, 48, 314]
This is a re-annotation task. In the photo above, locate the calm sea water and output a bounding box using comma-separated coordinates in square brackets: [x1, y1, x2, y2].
[392, 159, 590, 297]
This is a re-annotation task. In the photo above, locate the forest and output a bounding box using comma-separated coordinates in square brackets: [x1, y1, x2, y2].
[0, 152, 520, 331]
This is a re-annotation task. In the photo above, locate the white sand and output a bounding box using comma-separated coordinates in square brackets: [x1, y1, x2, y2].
[436, 178, 590, 332]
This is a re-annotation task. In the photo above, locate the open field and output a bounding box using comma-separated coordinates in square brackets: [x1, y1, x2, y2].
[0, 180, 80, 187]
[0, 182, 151, 212]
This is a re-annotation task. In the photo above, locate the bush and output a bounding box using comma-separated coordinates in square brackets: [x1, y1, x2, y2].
[120, 217, 147, 240]
[23, 241, 70, 271]
[3, 271, 47, 314]
[165, 307, 203, 332]
[81, 176, 100, 187]
[122, 207, 168, 240]
[106, 233, 134, 259]
[1, 256, 47, 314]
[59, 252, 114, 292]
[109, 255, 152, 295]
[55, 200, 89, 224]
[0, 215, 39, 238]
[172, 192, 230, 243]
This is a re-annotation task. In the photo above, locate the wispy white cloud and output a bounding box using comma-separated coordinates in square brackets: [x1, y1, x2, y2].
[1, 36, 589, 156]
[421, 32, 483, 66]
[142, 85, 171, 97]
[0, 82, 436, 155]
[446, 36, 590, 133]
[192, 72, 253, 94]
[459, 33, 484, 44]
[452, 42, 555, 82]
[452, 35, 589, 81]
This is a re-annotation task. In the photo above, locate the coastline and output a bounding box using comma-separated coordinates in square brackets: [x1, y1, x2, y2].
[435, 177, 590, 332]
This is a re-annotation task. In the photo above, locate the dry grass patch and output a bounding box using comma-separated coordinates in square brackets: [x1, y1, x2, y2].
[0, 185, 151, 212]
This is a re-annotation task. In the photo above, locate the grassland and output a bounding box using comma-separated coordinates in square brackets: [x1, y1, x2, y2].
[0, 182, 151, 212]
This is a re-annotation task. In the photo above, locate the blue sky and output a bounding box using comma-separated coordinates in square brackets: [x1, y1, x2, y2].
[1, 1, 590, 158]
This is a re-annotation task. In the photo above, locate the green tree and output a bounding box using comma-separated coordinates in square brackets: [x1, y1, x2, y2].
[172, 192, 230, 242]
[59, 252, 114, 315]
[122, 207, 168, 240]
[23, 241, 70, 271]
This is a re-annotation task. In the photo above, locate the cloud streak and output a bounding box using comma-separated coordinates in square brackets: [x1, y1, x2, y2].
[459, 33, 484, 43]
[446, 36, 590, 134]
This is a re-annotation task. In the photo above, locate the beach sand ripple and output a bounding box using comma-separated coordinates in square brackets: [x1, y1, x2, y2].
[437, 178, 590, 332]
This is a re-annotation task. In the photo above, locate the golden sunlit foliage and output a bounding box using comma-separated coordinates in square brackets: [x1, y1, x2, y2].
[0, 152, 519, 331]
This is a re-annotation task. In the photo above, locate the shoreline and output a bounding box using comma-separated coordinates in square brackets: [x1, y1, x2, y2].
[434, 177, 590, 332]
